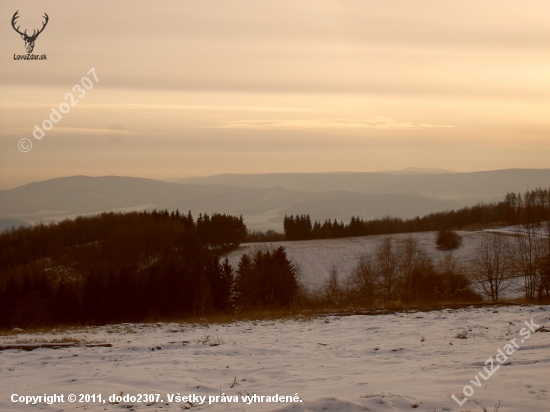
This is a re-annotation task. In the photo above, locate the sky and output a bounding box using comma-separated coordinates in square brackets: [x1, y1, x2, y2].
[1, 0, 549, 189]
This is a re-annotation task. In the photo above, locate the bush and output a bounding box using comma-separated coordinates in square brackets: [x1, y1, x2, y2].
[435, 229, 463, 250]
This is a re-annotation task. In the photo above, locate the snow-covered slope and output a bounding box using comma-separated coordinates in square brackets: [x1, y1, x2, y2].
[227, 231, 490, 290]
[1, 305, 549, 411]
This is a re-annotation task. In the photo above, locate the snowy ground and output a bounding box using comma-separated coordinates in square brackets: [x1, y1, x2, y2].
[487, 223, 549, 238]
[2, 305, 550, 412]
[227, 231, 494, 290]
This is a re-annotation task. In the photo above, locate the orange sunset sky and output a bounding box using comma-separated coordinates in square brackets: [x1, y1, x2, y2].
[1, 0, 549, 188]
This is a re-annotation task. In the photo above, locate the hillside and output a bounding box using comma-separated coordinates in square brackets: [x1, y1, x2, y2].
[226, 229, 521, 296]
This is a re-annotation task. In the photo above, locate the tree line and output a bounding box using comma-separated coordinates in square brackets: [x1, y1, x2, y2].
[282, 188, 550, 241]
[197, 213, 247, 250]
[0, 209, 245, 277]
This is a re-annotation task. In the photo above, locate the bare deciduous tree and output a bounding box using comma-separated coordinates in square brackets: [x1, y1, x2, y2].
[513, 225, 546, 301]
[537, 222, 550, 299]
[322, 265, 343, 306]
[436, 251, 463, 300]
[347, 254, 378, 306]
[399, 235, 424, 296]
[469, 234, 513, 301]
[375, 236, 400, 301]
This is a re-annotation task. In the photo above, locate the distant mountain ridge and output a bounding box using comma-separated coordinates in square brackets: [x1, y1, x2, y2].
[1, 169, 548, 231]
[0, 218, 30, 233]
[378, 167, 457, 175]
[0, 176, 463, 231]
[176, 168, 550, 200]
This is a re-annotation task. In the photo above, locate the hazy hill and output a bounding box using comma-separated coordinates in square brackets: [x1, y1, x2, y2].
[0, 176, 464, 230]
[176, 168, 550, 202]
[0, 218, 30, 233]
[1, 169, 548, 231]
[380, 167, 457, 175]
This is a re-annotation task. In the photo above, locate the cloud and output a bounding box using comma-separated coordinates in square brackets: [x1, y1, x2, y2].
[0, 126, 134, 137]
[212, 117, 455, 130]
[0, 102, 318, 114]
[51, 127, 135, 136]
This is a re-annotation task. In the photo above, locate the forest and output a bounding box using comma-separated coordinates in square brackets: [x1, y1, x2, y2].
[282, 188, 550, 240]
[0, 210, 298, 328]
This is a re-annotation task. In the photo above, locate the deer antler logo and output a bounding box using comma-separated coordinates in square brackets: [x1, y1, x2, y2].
[11, 11, 49, 54]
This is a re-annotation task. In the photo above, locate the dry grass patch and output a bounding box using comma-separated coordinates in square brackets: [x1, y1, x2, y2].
[105, 325, 139, 334]
[10, 336, 106, 346]
[0, 324, 85, 337]
[181, 308, 332, 327]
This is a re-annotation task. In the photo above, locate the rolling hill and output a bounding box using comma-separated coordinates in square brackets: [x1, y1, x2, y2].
[176, 168, 550, 203]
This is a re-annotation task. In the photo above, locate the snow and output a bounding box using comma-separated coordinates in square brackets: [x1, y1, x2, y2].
[228, 231, 492, 290]
[487, 223, 549, 238]
[2, 305, 550, 411]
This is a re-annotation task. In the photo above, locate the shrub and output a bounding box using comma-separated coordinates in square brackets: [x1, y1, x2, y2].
[435, 229, 463, 251]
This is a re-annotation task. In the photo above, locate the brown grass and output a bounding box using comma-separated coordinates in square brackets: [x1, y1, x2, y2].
[136, 298, 531, 326]
[0, 324, 85, 337]
[506, 296, 550, 305]
[459, 221, 509, 231]
[0, 298, 546, 334]
[149, 308, 321, 327]
[8, 336, 106, 345]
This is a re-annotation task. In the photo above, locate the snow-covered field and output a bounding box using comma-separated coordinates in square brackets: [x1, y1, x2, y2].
[2, 305, 550, 412]
[227, 231, 491, 290]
